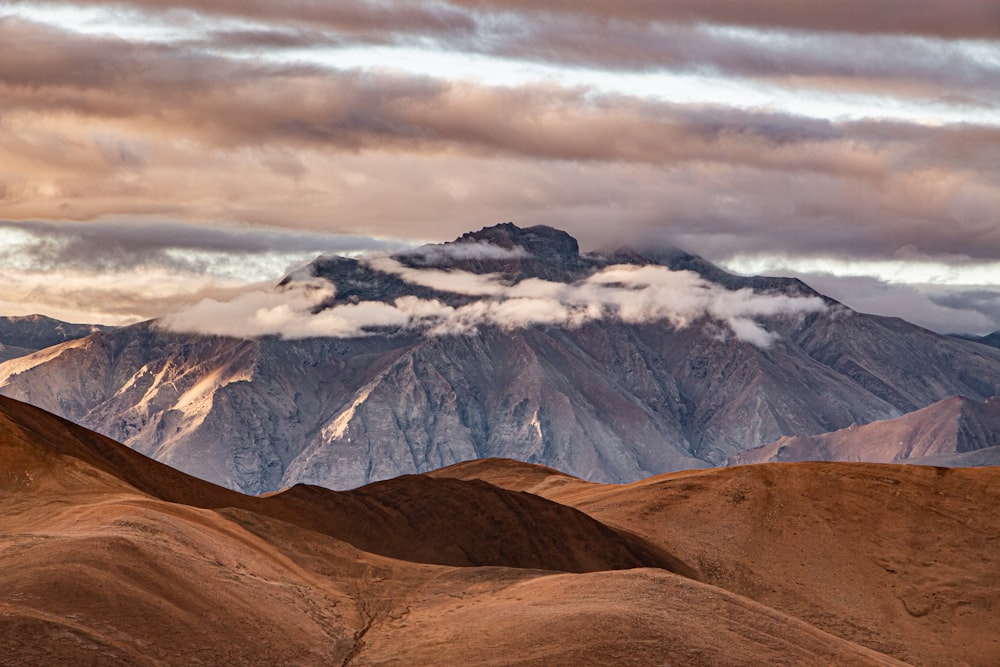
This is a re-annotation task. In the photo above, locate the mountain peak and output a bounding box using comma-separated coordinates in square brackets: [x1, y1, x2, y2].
[452, 222, 580, 261]
[383, 221, 591, 283]
[293, 221, 824, 310]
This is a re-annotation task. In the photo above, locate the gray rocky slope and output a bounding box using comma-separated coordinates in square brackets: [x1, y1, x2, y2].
[0, 314, 111, 363]
[954, 330, 1000, 349]
[2, 223, 999, 493]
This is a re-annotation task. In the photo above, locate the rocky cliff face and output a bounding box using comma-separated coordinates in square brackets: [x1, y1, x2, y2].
[2, 223, 999, 493]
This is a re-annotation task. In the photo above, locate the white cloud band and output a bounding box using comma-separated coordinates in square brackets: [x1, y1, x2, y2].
[159, 259, 828, 347]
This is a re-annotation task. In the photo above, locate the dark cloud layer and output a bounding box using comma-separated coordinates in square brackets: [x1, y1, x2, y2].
[4, 18, 996, 262]
[32, 0, 477, 39]
[0, 218, 407, 272]
[6, 2, 999, 105]
[3, 20, 997, 172]
[932, 290, 1000, 328]
[1, 5, 998, 331]
[10, 0, 1000, 41]
[474, 18, 1000, 106]
[450, 0, 1000, 39]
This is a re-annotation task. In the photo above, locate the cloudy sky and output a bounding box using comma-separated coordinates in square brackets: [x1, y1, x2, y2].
[2, 1, 999, 334]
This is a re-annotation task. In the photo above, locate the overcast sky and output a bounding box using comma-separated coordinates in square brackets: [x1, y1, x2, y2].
[2, 1, 999, 333]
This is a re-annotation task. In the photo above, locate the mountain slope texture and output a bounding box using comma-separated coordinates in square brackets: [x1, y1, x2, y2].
[2, 223, 999, 493]
[0, 315, 110, 363]
[730, 395, 1000, 466]
[6, 395, 999, 666]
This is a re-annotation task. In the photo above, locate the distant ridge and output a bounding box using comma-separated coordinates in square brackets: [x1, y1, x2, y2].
[965, 329, 1000, 349]
[729, 395, 1000, 467]
[0, 314, 110, 362]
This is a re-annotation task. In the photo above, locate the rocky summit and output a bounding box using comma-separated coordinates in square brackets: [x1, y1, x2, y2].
[2, 223, 999, 493]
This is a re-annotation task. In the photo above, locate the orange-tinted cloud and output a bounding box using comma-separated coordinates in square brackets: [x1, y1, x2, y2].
[6, 19, 996, 174]
[10, 0, 1000, 40]
[1, 9, 997, 331]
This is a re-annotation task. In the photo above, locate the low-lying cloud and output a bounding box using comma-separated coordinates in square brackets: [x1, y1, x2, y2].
[783, 273, 999, 336]
[159, 259, 828, 347]
[400, 240, 532, 263]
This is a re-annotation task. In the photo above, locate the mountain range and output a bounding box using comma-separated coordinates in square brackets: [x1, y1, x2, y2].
[2, 223, 999, 493]
[3, 394, 998, 666]
[953, 330, 1000, 349]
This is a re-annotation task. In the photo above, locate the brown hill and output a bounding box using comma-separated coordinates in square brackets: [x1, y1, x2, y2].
[729, 395, 1000, 466]
[354, 567, 906, 667]
[262, 477, 688, 573]
[0, 395, 679, 573]
[3, 396, 978, 666]
[427, 456, 599, 495]
[435, 458, 1000, 667]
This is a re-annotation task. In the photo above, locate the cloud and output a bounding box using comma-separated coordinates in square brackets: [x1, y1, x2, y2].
[159, 259, 828, 347]
[3, 20, 997, 237]
[444, 0, 1000, 40]
[5, 18, 996, 174]
[0, 262, 271, 325]
[0, 219, 411, 325]
[0, 218, 408, 273]
[930, 290, 1000, 332]
[159, 280, 416, 339]
[11, 0, 1000, 39]
[735, 271, 999, 336]
[400, 240, 532, 263]
[2, 7, 997, 335]
[3, 21, 997, 250]
[470, 16, 1000, 104]
[4, 0, 476, 42]
[363, 256, 508, 296]
[9, 4, 993, 112]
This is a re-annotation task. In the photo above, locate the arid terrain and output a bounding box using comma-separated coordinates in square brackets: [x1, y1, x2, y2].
[3, 395, 998, 666]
